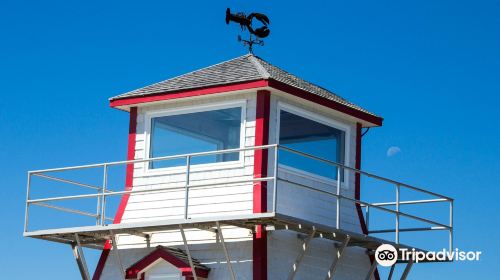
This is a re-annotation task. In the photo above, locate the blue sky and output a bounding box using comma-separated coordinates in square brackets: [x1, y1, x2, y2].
[1, 0, 499, 279]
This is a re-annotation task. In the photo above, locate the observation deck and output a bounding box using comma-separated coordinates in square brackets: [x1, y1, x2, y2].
[24, 145, 453, 279]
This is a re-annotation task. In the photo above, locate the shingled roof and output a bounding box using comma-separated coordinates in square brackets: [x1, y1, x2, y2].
[110, 54, 379, 118]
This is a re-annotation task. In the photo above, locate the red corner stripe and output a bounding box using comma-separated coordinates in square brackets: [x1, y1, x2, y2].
[354, 122, 381, 280]
[93, 107, 137, 280]
[253, 90, 270, 280]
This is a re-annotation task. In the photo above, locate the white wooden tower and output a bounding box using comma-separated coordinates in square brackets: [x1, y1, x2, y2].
[24, 54, 454, 280]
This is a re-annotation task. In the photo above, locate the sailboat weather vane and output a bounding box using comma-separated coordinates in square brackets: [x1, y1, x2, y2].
[225, 8, 270, 53]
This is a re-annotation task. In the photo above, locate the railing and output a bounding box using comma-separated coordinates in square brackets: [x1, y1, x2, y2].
[24, 145, 453, 251]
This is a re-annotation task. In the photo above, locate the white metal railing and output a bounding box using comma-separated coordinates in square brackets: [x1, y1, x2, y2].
[24, 144, 453, 251]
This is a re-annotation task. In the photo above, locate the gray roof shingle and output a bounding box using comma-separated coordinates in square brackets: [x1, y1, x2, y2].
[110, 54, 379, 117]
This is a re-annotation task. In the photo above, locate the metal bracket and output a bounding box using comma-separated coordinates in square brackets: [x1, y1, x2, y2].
[400, 259, 414, 280]
[287, 228, 316, 280]
[145, 234, 151, 248]
[387, 264, 396, 280]
[71, 233, 90, 280]
[109, 230, 126, 280]
[180, 225, 198, 280]
[216, 221, 236, 280]
[364, 260, 377, 280]
[125, 230, 149, 239]
[324, 235, 350, 280]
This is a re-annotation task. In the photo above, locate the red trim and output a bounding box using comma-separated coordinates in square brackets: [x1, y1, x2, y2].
[354, 123, 380, 280]
[92, 248, 110, 280]
[110, 80, 268, 107]
[253, 90, 270, 280]
[110, 79, 382, 127]
[253, 90, 270, 213]
[125, 246, 209, 279]
[354, 123, 368, 234]
[93, 107, 138, 280]
[268, 79, 383, 126]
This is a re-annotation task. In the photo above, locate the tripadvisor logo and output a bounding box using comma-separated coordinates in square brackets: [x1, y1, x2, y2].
[375, 244, 482, 265]
[375, 244, 398, 266]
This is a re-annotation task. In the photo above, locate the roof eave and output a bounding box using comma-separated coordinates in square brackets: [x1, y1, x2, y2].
[267, 79, 383, 127]
[109, 79, 383, 127]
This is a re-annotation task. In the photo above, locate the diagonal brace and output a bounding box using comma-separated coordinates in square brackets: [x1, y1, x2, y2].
[400, 258, 414, 280]
[287, 228, 317, 280]
[387, 264, 396, 280]
[364, 259, 377, 280]
[325, 235, 351, 280]
[180, 225, 198, 280]
[216, 221, 236, 280]
[110, 230, 125, 280]
[71, 233, 90, 280]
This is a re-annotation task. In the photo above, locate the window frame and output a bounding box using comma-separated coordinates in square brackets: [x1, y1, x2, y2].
[143, 100, 247, 175]
[276, 102, 351, 186]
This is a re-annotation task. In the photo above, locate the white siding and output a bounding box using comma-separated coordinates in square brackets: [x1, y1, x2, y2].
[268, 231, 375, 280]
[266, 93, 372, 279]
[101, 93, 257, 280]
[100, 90, 372, 279]
[118, 93, 257, 250]
[268, 93, 363, 233]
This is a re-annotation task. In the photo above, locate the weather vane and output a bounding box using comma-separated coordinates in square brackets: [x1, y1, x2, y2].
[225, 8, 270, 53]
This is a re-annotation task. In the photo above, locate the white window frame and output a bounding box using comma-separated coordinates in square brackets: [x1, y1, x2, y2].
[143, 100, 247, 175]
[276, 102, 352, 187]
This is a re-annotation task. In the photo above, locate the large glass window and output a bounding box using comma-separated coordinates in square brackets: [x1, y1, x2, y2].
[149, 107, 242, 169]
[279, 110, 345, 180]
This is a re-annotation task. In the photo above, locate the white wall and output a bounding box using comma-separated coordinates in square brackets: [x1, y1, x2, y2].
[123, 92, 257, 225]
[265, 92, 373, 279]
[268, 231, 375, 280]
[268, 92, 363, 233]
[100, 89, 372, 280]
[102, 92, 257, 280]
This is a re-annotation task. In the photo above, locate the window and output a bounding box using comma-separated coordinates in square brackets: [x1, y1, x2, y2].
[148, 106, 243, 169]
[279, 109, 346, 180]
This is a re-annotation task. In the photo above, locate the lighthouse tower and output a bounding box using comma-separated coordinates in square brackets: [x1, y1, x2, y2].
[24, 54, 453, 280]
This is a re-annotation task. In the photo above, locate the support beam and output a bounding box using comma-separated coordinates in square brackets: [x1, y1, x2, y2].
[216, 221, 236, 280]
[364, 260, 377, 280]
[125, 230, 149, 239]
[325, 235, 351, 280]
[287, 228, 316, 280]
[109, 230, 125, 280]
[180, 225, 198, 280]
[400, 259, 414, 280]
[72, 234, 90, 280]
[387, 264, 396, 280]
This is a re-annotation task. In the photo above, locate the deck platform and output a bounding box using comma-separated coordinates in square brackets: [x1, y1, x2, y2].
[24, 212, 437, 263]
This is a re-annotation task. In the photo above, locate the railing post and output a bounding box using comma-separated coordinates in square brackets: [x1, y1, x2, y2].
[396, 184, 400, 244]
[272, 145, 279, 213]
[449, 200, 454, 253]
[365, 205, 370, 233]
[184, 156, 191, 220]
[24, 172, 32, 233]
[336, 167, 341, 229]
[100, 164, 108, 226]
[96, 189, 101, 225]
